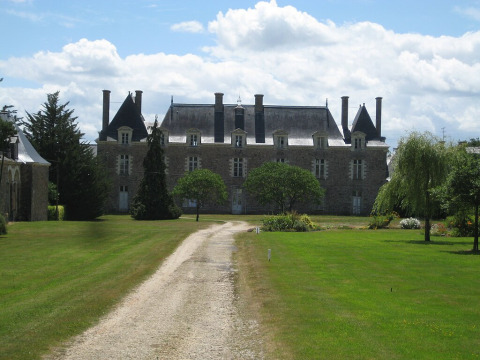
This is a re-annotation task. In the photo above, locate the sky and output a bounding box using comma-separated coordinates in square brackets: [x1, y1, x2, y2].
[1, 0, 480, 148]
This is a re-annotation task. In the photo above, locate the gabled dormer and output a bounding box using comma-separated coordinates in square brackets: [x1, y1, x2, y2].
[187, 128, 201, 147]
[231, 128, 247, 148]
[351, 131, 366, 150]
[312, 131, 328, 149]
[273, 130, 288, 149]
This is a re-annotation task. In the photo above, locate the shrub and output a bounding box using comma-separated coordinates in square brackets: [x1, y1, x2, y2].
[48, 205, 65, 221]
[368, 211, 398, 229]
[400, 217, 421, 229]
[430, 223, 447, 236]
[262, 212, 315, 232]
[446, 213, 478, 237]
[0, 214, 7, 235]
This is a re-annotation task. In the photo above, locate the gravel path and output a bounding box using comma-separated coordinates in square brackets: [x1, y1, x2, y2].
[47, 221, 263, 360]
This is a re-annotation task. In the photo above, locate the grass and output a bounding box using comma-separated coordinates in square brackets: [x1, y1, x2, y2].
[0, 215, 210, 360]
[235, 228, 480, 359]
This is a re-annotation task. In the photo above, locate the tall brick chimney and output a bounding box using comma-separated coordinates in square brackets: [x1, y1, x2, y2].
[376, 97, 382, 138]
[102, 89, 110, 133]
[135, 90, 143, 113]
[214, 93, 224, 143]
[341, 96, 349, 129]
[254, 94, 265, 143]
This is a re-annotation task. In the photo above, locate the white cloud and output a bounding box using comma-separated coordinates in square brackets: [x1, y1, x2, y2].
[170, 21, 204, 33]
[454, 6, 480, 21]
[1, 0, 480, 146]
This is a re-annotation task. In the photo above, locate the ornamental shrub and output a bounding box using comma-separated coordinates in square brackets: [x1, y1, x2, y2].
[400, 217, 421, 229]
[368, 211, 398, 229]
[430, 223, 447, 236]
[48, 205, 65, 221]
[262, 212, 315, 232]
[446, 213, 479, 237]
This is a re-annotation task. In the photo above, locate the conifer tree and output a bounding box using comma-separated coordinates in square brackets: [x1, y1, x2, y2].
[131, 117, 181, 220]
[21, 91, 109, 220]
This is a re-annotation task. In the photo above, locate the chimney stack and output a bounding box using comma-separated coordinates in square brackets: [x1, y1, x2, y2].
[214, 93, 225, 143]
[102, 90, 111, 133]
[135, 90, 143, 113]
[254, 94, 265, 143]
[376, 97, 382, 138]
[341, 96, 349, 129]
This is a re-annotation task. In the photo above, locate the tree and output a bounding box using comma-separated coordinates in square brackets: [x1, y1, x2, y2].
[0, 113, 16, 192]
[373, 132, 449, 241]
[243, 162, 324, 213]
[443, 146, 480, 252]
[172, 169, 227, 221]
[131, 118, 181, 220]
[21, 91, 109, 220]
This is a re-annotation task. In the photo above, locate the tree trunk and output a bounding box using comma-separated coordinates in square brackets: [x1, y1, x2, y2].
[424, 216, 431, 242]
[196, 203, 200, 222]
[474, 204, 479, 252]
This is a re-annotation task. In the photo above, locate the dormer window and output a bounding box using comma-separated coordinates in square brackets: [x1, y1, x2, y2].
[118, 126, 133, 145]
[273, 130, 288, 149]
[187, 128, 201, 147]
[351, 132, 366, 150]
[231, 129, 247, 148]
[235, 135, 243, 148]
[313, 131, 328, 149]
[159, 127, 168, 146]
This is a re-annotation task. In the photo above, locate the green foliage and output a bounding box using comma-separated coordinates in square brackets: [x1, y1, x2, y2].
[131, 118, 181, 220]
[243, 162, 324, 213]
[400, 217, 421, 229]
[47, 205, 64, 221]
[442, 146, 480, 251]
[261, 212, 315, 232]
[0, 213, 7, 235]
[446, 213, 479, 237]
[21, 92, 109, 220]
[373, 132, 450, 241]
[48, 182, 58, 205]
[172, 169, 227, 221]
[368, 211, 397, 229]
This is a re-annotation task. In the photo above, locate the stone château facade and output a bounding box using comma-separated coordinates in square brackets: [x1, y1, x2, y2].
[97, 91, 389, 215]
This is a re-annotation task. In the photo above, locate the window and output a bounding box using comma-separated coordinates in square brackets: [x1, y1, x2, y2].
[120, 155, 129, 175]
[160, 133, 165, 146]
[190, 134, 198, 147]
[235, 135, 243, 148]
[354, 138, 362, 149]
[353, 159, 363, 180]
[277, 136, 286, 149]
[315, 159, 326, 179]
[121, 132, 129, 144]
[188, 156, 198, 172]
[233, 158, 243, 177]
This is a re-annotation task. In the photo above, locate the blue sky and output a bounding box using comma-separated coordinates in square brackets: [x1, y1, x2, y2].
[1, 0, 480, 147]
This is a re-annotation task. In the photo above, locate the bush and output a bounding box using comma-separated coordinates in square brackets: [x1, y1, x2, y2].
[48, 205, 65, 221]
[0, 214, 7, 235]
[430, 223, 447, 236]
[262, 212, 315, 232]
[400, 217, 421, 229]
[368, 211, 398, 229]
[446, 213, 478, 237]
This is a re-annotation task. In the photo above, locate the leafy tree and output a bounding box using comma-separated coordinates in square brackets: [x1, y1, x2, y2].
[131, 118, 181, 220]
[0, 114, 16, 190]
[173, 169, 227, 221]
[21, 91, 109, 220]
[373, 132, 450, 241]
[442, 146, 480, 252]
[243, 162, 325, 213]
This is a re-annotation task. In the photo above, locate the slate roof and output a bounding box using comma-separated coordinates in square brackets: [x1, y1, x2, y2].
[350, 105, 381, 141]
[104, 94, 148, 141]
[161, 103, 345, 146]
[15, 124, 50, 165]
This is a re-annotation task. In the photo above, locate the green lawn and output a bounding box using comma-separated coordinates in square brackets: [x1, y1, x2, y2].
[236, 229, 480, 359]
[0, 215, 210, 360]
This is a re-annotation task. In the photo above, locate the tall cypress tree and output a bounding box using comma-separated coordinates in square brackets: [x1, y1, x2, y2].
[22, 91, 109, 220]
[131, 117, 181, 220]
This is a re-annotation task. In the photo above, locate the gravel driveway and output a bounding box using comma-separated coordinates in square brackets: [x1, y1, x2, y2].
[47, 221, 263, 360]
